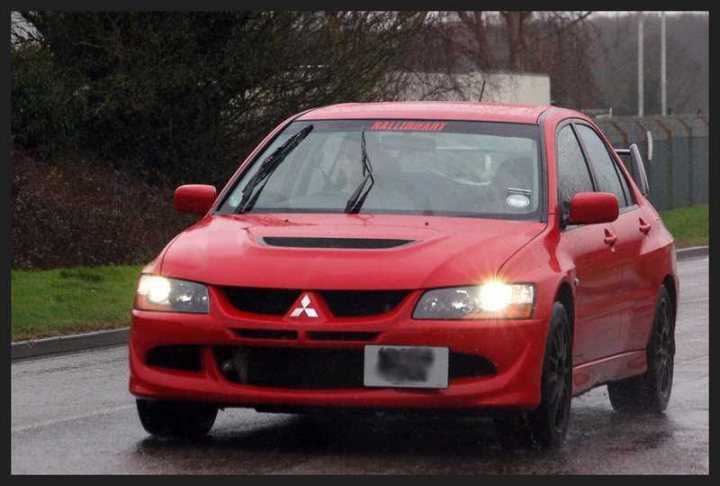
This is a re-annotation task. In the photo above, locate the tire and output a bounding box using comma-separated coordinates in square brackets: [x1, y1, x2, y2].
[136, 399, 218, 439]
[494, 302, 573, 450]
[607, 286, 675, 413]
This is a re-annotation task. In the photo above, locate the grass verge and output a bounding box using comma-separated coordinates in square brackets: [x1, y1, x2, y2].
[660, 204, 708, 248]
[11, 264, 142, 341]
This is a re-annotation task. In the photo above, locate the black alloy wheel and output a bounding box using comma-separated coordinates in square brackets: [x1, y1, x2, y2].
[494, 302, 573, 449]
[136, 399, 218, 440]
[607, 286, 675, 413]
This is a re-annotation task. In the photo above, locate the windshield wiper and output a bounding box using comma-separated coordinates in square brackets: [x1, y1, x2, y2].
[236, 124, 314, 213]
[344, 129, 375, 214]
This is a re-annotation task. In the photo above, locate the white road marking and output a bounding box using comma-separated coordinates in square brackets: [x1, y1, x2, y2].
[12, 404, 134, 433]
[678, 298, 709, 305]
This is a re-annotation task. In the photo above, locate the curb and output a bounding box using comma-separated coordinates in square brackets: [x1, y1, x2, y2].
[11, 246, 708, 362]
[11, 328, 129, 361]
[676, 245, 709, 261]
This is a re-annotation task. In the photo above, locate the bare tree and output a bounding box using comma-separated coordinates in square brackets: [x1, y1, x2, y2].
[500, 11, 532, 72]
[456, 11, 495, 70]
[435, 11, 599, 107]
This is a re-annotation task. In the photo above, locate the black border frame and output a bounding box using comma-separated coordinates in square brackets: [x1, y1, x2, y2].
[4, 4, 715, 480]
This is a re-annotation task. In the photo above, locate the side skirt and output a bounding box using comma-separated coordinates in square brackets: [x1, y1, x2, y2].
[572, 350, 647, 397]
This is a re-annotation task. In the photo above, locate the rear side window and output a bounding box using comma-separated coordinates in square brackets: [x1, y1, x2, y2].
[575, 125, 631, 207]
[556, 125, 594, 210]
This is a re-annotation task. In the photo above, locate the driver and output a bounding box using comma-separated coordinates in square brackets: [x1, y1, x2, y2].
[330, 134, 364, 194]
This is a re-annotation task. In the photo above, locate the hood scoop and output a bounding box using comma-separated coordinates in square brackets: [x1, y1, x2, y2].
[261, 236, 415, 249]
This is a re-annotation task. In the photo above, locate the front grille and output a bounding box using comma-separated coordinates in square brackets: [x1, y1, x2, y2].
[146, 345, 203, 371]
[321, 290, 408, 317]
[262, 237, 414, 249]
[306, 331, 379, 341]
[215, 346, 495, 390]
[222, 288, 409, 317]
[233, 329, 298, 340]
[215, 347, 364, 389]
[223, 288, 300, 315]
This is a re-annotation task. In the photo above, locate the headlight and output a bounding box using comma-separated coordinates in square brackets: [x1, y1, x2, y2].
[135, 275, 209, 313]
[413, 282, 535, 319]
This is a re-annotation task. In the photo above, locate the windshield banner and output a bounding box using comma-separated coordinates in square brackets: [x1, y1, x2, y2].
[370, 121, 448, 132]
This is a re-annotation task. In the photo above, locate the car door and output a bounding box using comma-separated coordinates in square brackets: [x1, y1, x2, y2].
[574, 124, 656, 354]
[555, 123, 624, 365]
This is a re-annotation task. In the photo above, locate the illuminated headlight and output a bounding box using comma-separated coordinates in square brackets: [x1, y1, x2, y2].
[135, 275, 209, 313]
[413, 282, 535, 319]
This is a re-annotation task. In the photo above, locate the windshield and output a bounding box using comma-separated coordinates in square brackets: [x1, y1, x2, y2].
[218, 119, 543, 219]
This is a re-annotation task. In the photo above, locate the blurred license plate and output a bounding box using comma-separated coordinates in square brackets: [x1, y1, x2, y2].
[363, 345, 449, 389]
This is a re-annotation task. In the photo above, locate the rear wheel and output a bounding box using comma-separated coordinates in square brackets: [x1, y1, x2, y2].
[136, 399, 217, 439]
[607, 286, 675, 413]
[494, 302, 573, 449]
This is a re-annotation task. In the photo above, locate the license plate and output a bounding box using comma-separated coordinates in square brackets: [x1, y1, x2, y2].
[363, 345, 449, 389]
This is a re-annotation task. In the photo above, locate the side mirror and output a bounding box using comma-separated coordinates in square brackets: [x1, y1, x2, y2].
[567, 192, 619, 225]
[615, 144, 650, 196]
[173, 184, 217, 215]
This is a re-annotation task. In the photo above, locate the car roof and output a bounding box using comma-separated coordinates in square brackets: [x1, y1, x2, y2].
[296, 101, 555, 124]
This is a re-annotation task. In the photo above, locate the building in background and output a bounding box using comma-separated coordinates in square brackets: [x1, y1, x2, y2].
[399, 71, 551, 105]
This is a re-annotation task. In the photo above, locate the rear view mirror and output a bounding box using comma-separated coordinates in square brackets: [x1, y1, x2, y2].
[567, 192, 619, 225]
[173, 184, 217, 215]
[615, 144, 650, 196]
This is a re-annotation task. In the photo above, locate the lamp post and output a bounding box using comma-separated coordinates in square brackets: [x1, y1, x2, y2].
[661, 11, 667, 116]
[638, 12, 644, 117]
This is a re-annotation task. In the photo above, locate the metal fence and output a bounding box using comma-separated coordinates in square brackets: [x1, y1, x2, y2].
[595, 114, 708, 211]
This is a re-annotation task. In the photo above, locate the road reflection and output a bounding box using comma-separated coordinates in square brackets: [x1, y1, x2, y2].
[132, 403, 679, 474]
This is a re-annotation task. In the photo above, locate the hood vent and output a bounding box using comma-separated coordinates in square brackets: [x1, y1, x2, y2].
[261, 236, 414, 249]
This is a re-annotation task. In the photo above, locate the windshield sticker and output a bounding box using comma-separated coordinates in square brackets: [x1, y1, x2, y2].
[506, 193, 531, 209]
[370, 121, 448, 132]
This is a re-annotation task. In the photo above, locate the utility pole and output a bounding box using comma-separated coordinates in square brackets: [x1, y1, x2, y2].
[638, 12, 644, 117]
[661, 11, 667, 116]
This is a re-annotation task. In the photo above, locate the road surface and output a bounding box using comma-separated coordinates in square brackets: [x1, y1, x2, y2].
[11, 257, 708, 474]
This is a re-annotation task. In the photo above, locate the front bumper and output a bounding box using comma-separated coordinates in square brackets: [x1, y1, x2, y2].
[129, 289, 549, 411]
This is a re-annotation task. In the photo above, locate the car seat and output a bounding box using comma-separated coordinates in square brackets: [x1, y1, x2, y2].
[492, 157, 534, 193]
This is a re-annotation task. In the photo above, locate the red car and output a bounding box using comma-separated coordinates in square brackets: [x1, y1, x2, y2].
[129, 102, 678, 448]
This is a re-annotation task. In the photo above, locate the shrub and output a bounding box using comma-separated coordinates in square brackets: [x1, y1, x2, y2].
[11, 147, 197, 269]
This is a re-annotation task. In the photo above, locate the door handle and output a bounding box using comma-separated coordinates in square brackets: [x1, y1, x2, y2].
[604, 229, 618, 246]
[639, 217, 652, 235]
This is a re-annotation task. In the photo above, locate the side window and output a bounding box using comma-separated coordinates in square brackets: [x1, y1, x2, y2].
[575, 125, 631, 207]
[556, 125, 594, 211]
[612, 154, 632, 204]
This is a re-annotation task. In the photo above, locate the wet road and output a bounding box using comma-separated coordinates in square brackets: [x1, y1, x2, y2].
[11, 257, 708, 474]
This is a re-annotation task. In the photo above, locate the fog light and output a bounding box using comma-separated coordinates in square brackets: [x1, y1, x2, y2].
[221, 359, 234, 373]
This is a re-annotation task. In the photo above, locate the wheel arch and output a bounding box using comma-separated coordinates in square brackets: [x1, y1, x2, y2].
[662, 274, 678, 319]
[553, 281, 575, 339]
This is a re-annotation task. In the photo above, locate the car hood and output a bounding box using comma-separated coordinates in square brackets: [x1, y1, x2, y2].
[159, 213, 546, 290]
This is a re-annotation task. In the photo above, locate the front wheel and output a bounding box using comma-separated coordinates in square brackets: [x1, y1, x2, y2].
[607, 286, 675, 413]
[494, 302, 573, 449]
[136, 399, 217, 439]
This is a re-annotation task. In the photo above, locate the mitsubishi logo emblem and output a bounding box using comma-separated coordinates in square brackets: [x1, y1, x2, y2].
[290, 293, 318, 318]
